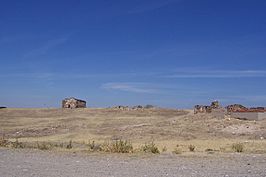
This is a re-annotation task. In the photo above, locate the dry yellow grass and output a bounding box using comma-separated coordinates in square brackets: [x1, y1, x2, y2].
[1, 108, 266, 153]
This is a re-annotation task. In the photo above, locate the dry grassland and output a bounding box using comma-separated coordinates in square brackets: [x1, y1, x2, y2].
[1, 108, 266, 153]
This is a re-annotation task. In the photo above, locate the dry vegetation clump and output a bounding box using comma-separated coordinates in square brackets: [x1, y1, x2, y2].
[66, 140, 73, 149]
[232, 143, 244, 153]
[0, 135, 9, 147]
[87, 141, 102, 152]
[172, 144, 182, 154]
[162, 146, 167, 152]
[36, 142, 53, 150]
[140, 141, 160, 154]
[11, 138, 26, 149]
[188, 144, 196, 152]
[101, 140, 133, 153]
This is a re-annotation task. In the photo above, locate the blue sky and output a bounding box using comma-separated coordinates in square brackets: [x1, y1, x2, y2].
[0, 0, 266, 108]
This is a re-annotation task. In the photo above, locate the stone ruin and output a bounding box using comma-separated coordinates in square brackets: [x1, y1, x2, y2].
[112, 105, 156, 111]
[226, 104, 266, 113]
[194, 101, 222, 114]
[226, 104, 248, 112]
[194, 101, 266, 120]
[62, 97, 86, 109]
[194, 105, 212, 114]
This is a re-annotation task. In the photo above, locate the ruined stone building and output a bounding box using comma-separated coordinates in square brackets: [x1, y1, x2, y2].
[62, 97, 86, 108]
[194, 101, 221, 114]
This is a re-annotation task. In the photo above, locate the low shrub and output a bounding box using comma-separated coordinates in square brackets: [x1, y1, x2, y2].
[232, 143, 244, 152]
[11, 138, 25, 148]
[205, 148, 214, 152]
[102, 140, 133, 153]
[162, 146, 167, 152]
[36, 142, 52, 150]
[188, 144, 195, 152]
[87, 141, 102, 152]
[172, 144, 182, 154]
[140, 141, 160, 154]
[0, 136, 9, 147]
[66, 140, 73, 149]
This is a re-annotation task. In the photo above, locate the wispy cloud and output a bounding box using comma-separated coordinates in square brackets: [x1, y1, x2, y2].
[23, 36, 69, 58]
[0, 72, 140, 80]
[101, 82, 158, 94]
[128, 0, 180, 14]
[2, 69, 266, 80]
[164, 70, 266, 78]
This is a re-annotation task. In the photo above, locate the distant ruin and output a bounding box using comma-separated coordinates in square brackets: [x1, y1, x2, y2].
[226, 104, 248, 112]
[112, 105, 156, 111]
[194, 101, 266, 121]
[62, 97, 86, 109]
[194, 101, 222, 114]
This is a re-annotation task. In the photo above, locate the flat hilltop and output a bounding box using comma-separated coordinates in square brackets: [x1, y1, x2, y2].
[1, 108, 266, 153]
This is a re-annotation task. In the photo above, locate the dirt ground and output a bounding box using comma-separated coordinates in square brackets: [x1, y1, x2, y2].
[1, 148, 266, 177]
[0, 108, 266, 153]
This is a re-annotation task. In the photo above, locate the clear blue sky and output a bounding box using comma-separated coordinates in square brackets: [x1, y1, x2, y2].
[0, 0, 266, 108]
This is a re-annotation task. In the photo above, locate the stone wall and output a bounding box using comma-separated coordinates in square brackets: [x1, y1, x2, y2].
[62, 97, 86, 108]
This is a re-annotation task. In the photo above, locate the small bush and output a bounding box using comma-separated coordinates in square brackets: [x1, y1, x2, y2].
[205, 148, 214, 152]
[36, 142, 52, 150]
[11, 138, 25, 148]
[101, 140, 133, 153]
[54, 142, 64, 148]
[172, 144, 182, 154]
[141, 141, 160, 154]
[0, 135, 9, 147]
[66, 140, 73, 149]
[162, 146, 167, 152]
[232, 143, 244, 152]
[87, 141, 102, 152]
[188, 144, 195, 152]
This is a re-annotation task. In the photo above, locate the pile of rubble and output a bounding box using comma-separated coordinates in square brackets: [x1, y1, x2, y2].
[112, 105, 156, 111]
[194, 101, 266, 116]
[194, 101, 223, 114]
[226, 104, 266, 113]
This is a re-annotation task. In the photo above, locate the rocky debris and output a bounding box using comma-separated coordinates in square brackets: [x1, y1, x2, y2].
[249, 107, 266, 112]
[194, 105, 212, 114]
[113, 106, 130, 111]
[211, 101, 220, 109]
[226, 104, 248, 112]
[112, 105, 156, 111]
[226, 104, 266, 113]
[62, 97, 86, 109]
[194, 101, 221, 114]
[132, 105, 143, 110]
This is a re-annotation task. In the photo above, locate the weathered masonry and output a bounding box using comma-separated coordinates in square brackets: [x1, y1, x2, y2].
[62, 97, 86, 108]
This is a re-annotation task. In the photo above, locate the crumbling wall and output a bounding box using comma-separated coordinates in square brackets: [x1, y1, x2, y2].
[62, 98, 86, 108]
[226, 104, 248, 112]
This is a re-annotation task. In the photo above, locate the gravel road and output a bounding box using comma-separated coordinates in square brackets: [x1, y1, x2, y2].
[0, 149, 265, 177]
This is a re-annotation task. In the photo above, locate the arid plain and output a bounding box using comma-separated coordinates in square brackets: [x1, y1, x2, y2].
[1, 108, 266, 153]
